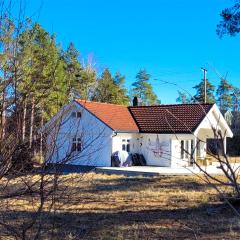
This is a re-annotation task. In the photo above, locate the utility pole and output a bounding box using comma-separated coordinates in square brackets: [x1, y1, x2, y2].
[201, 68, 207, 103]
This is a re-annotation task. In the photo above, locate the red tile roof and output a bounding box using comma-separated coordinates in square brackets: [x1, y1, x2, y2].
[129, 104, 213, 133]
[76, 100, 213, 134]
[76, 100, 139, 132]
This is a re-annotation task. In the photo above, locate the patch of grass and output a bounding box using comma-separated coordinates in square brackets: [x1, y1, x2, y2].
[0, 173, 239, 239]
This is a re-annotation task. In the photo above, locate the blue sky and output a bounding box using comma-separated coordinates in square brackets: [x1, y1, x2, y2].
[24, 0, 240, 103]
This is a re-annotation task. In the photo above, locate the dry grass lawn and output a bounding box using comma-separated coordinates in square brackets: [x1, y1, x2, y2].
[1, 172, 240, 239]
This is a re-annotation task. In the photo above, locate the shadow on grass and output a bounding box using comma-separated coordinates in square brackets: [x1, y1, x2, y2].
[76, 175, 213, 194]
[0, 202, 238, 240]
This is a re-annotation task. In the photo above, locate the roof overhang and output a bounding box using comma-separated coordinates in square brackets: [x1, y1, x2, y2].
[194, 104, 233, 138]
[115, 130, 139, 134]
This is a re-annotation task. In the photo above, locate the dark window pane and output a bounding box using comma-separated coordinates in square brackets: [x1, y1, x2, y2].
[122, 145, 125, 151]
[127, 144, 130, 153]
[185, 140, 189, 159]
[181, 140, 184, 159]
[77, 143, 82, 152]
[71, 143, 77, 152]
[77, 112, 82, 118]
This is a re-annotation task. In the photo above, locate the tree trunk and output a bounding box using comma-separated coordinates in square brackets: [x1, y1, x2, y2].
[22, 99, 27, 142]
[40, 112, 44, 163]
[29, 97, 35, 149]
[1, 90, 6, 141]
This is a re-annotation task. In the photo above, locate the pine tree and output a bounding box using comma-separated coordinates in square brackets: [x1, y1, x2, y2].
[231, 87, 240, 112]
[0, 16, 15, 141]
[113, 72, 129, 105]
[193, 79, 215, 104]
[63, 44, 97, 100]
[216, 79, 233, 111]
[132, 69, 160, 105]
[17, 23, 68, 147]
[92, 69, 128, 104]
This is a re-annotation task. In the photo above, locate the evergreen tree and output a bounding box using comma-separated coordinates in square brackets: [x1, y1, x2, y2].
[0, 16, 15, 141]
[63, 42, 82, 99]
[17, 23, 68, 147]
[18, 23, 68, 119]
[216, 79, 233, 111]
[92, 69, 128, 104]
[132, 69, 160, 105]
[231, 87, 240, 112]
[193, 79, 215, 104]
[113, 72, 129, 105]
[217, 1, 240, 37]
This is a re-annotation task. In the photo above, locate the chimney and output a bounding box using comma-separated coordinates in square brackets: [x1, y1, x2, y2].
[133, 96, 142, 106]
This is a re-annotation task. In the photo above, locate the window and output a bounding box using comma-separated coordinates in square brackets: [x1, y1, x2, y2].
[180, 140, 184, 159]
[71, 138, 82, 152]
[180, 140, 192, 159]
[71, 111, 82, 118]
[185, 140, 189, 159]
[122, 139, 130, 153]
[190, 140, 194, 159]
[197, 140, 201, 157]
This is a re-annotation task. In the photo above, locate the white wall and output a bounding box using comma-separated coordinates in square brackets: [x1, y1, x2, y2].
[45, 102, 113, 167]
[139, 134, 171, 167]
[112, 133, 198, 167]
[170, 134, 195, 167]
[112, 133, 139, 154]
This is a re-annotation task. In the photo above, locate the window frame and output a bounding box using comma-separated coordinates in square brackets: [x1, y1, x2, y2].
[71, 111, 82, 119]
[71, 137, 82, 153]
[122, 138, 131, 153]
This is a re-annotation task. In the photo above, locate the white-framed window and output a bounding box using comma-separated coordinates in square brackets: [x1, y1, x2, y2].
[180, 140, 184, 159]
[71, 137, 82, 152]
[197, 140, 201, 157]
[122, 139, 130, 153]
[180, 140, 193, 159]
[190, 140, 194, 159]
[71, 111, 82, 118]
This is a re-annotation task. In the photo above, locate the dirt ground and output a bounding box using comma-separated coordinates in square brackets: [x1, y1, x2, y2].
[0, 173, 240, 240]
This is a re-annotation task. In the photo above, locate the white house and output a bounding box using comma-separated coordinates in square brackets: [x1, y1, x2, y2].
[43, 99, 233, 168]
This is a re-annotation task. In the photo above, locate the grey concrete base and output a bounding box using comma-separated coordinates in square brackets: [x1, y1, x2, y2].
[95, 165, 238, 177]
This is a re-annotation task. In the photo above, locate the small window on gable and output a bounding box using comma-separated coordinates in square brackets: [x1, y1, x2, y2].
[71, 111, 82, 118]
[71, 137, 82, 152]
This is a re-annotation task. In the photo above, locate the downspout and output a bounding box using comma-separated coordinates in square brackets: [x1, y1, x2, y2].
[111, 131, 118, 167]
[111, 131, 118, 153]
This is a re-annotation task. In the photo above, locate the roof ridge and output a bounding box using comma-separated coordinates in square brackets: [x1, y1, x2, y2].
[76, 99, 128, 107]
[129, 103, 214, 108]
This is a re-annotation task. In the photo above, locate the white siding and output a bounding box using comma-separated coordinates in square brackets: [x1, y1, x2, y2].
[46, 102, 113, 167]
[112, 133, 139, 154]
[139, 134, 171, 167]
[170, 134, 194, 167]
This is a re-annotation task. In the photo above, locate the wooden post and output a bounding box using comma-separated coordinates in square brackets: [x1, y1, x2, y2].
[193, 137, 197, 168]
[224, 137, 227, 155]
